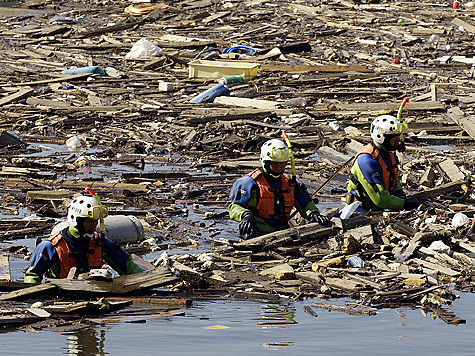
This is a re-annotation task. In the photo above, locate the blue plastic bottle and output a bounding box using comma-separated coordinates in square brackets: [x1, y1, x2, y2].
[189, 84, 230, 103]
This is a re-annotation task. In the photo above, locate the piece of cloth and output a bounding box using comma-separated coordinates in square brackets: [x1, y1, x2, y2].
[24, 226, 143, 283]
[229, 168, 319, 235]
[346, 142, 404, 212]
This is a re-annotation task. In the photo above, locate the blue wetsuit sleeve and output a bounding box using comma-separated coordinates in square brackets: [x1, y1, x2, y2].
[24, 241, 57, 283]
[294, 182, 319, 218]
[357, 154, 385, 186]
[229, 176, 258, 221]
[229, 176, 257, 208]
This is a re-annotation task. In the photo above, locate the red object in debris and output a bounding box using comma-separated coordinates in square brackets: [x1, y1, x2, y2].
[393, 58, 401, 64]
[453, 1, 459, 7]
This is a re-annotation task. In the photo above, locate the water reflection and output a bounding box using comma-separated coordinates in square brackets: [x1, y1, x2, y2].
[257, 303, 297, 328]
[64, 328, 107, 356]
[257, 303, 297, 350]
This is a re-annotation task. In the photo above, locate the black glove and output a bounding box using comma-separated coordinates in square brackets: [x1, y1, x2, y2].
[308, 211, 331, 227]
[393, 190, 406, 200]
[239, 211, 258, 239]
[403, 199, 422, 210]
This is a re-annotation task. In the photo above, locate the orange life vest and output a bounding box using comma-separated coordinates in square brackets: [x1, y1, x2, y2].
[247, 168, 295, 221]
[355, 143, 399, 192]
[48, 231, 103, 278]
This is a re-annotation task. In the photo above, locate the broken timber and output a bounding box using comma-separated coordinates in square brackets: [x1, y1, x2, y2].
[0, 267, 177, 300]
[234, 223, 337, 251]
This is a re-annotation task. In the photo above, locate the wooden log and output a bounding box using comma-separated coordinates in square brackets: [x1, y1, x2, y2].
[409, 180, 467, 201]
[311, 302, 377, 316]
[234, 223, 336, 251]
[79, 20, 144, 38]
[105, 296, 192, 307]
[323, 101, 445, 113]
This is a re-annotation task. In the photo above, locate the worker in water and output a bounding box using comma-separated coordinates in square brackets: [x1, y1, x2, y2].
[24, 193, 143, 283]
[346, 114, 423, 213]
[229, 138, 331, 240]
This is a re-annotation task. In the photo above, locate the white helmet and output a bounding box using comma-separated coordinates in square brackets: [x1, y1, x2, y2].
[370, 115, 407, 144]
[260, 139, 291, 166]
[67, 196, 108, 228]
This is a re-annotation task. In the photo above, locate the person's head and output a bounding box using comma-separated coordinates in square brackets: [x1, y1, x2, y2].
[259, 139, 291, 178]
[67, 195, 108, 237]
[370, 115, 408, 152]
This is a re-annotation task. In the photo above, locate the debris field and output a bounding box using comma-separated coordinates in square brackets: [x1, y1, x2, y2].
[0, 0, 475, 330]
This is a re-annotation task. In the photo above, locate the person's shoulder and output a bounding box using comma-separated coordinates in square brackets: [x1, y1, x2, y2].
[234, 174, 257, 186]
[34, 239, 56, 253]
[358, 152, 378, 164]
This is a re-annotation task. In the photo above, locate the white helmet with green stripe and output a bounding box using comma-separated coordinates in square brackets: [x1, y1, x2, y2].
[260, 139, 291, 165]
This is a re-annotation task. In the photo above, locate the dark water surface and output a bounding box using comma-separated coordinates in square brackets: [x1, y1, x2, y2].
[1, 294, 474, 355]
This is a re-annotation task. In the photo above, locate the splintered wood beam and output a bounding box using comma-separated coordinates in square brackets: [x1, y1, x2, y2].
[0, 283, 58, 301]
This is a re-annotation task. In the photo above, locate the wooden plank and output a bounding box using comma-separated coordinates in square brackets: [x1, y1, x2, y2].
[26, 190, 70, 203]
[451, 18, 475, 35]
[259, 263, 295, 280]
[311, 302, 376, 316]
[0, 254, 11, 281]
[0, 283, 58, 301]
[438, 158, 465, 182]
[0, 88, 34, 106]
[26, 307, 51, 318]
[2, 73, 93, 87]
[26, 97, 72, 108]
[260, 64, 371, 73]
[50, 267, 177, 294]
[214, 97, 278, 110]
[105, 296, 192, 307]
[409, 180, 466, 201]
[332, 101, 445, 112]
[448, 106, 475, 140]
[324, 276, 363, 292]
[411, 258, 460, 276]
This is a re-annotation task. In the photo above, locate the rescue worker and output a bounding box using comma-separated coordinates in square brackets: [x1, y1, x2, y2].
[24, 194, 143, 283]
[229, 139, 331, 239]
[346, 115, 423, 213]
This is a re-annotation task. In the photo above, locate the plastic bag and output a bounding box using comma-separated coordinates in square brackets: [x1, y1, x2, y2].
[339, 201, 361, 220]
[452, 212, 470, 228]
[125, 38, 162, 60]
